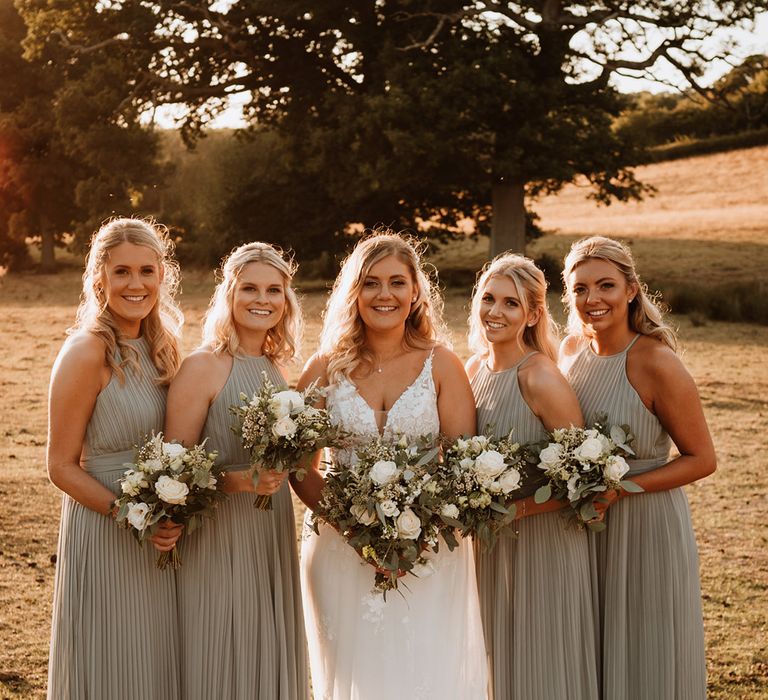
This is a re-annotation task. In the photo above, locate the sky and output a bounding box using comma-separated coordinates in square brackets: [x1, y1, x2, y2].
[151, 12, 768, 129]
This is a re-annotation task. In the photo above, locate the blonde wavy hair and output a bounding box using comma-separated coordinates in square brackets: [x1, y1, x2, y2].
[202, 242, 302, 364]
[71, 217, 183, 385]
[320, 229, 450, 383]
[562, 236, 677, 351]
[468, 253, 559, 362]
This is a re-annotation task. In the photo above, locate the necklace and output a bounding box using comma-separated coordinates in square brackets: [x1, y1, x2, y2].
[371, 349, 405, 374]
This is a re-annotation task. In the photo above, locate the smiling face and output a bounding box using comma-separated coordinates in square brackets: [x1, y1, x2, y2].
[356, 255, 416, 334]
[231, 261, 287, 340]
[100, 242, 162, 337]
[478, 275, 538, 349]
[567, 258, 637, 332]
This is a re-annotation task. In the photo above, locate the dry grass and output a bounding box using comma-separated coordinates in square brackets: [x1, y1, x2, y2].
[0, 265, 766, 698]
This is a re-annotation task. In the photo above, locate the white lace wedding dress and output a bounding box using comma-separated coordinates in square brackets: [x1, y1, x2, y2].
[300, 354, 488, 700]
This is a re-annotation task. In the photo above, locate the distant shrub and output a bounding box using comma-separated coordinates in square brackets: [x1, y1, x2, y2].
[661, 280, 767, 325]
[534, 252, 564, 294]
[646, 128, 768, 163]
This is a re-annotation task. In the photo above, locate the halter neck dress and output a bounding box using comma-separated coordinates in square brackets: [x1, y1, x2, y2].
[472, 353, 599, 700]
[47, 337, 180, 699]
[565, 335, 706, 699]
[176, 354, 309, 700]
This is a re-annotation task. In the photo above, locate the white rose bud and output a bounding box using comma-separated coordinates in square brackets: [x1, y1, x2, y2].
[272, 416, 298, 438]
[458, 457, 475, 472]
[488, 481, 503, 495]
[369, 460, 399, 486]
[141, 458, 163, 474]
[126, 502, 151, 531]
[380, 500, 400, 517]
[455, 438, 469, 451]
[121, 470, 148, 496]
[441, 503, 460, 519]
[162, 442, 186, 459]
[395, 508, 422, 539]
[350, 504, 377, 526]
[499, 468, 521, 494]
[469, 436, 489, 451]
[155, 475, 189, 505]
[574, 437, 604, 462]
[472, 450, 507, 482]
[538, 443, 563, 469]
[604, 455, 630, 482]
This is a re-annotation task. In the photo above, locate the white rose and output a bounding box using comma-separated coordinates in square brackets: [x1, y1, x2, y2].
[126, 502, 151, 530]
[538, 443, 563, 469]
[155, 475, 189, 505]
[604, 455, 630, 482]
[411, 558, 436, 578]
[472, 450, 507, 482]
[369, 460, 398, 486]
[272, 415, 298, 438]
[350, 504, 377, 526]
[395, 508, 422, 539]
[380, 500, 400, 517]
[270, 390, 305, 418]
[441, 503, 460, 519]
[140, 458, 163, 474]
[121, 470, 148, 496]
[162, 442, 186, 459]
[499, 468, 521, 494]
[574, 437, 604, 462]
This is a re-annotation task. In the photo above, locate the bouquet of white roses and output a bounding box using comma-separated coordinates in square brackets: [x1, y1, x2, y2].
[532, 417, 642, 530]
[114, 433, 226, 569]
[439, 431, 530, 550]
[231, 374, 345, 509]
[313, 434, 457, 594]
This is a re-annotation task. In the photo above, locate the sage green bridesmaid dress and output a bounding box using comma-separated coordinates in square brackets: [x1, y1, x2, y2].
[176, 354, 309, 700]
[47, 337, 180, 699]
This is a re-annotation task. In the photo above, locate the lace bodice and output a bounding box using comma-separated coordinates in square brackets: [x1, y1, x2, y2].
[326, 352, 439, 469]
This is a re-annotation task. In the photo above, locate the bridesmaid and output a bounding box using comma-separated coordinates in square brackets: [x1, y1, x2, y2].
[165, 242, 309, 700]
[466, 253, 599, 700]
[47, 217, 183, 699]
[560, 236, 715, 699]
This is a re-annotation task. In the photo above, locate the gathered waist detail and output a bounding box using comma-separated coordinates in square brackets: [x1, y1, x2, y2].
[82, 449, 136, 475]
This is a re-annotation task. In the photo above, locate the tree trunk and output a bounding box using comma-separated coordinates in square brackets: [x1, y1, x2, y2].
[39, 229, 56, 273]
[490, 180, 526, 257]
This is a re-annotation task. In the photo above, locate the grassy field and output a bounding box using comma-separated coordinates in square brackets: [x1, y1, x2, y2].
[2, 144, 768, 697]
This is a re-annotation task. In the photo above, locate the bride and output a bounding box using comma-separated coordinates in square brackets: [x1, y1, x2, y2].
[293, 231, 488, 700]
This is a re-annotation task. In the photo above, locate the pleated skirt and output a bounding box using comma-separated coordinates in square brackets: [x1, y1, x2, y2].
[176, 479, 309, 700]
[589, 487, 707, 699]
[47, 452, 180, 699]
[475, 511, 599, 700]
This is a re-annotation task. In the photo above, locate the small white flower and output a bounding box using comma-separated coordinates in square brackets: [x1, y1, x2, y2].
[369, 460, 398, 486]
[473, 450, 507, 482]
[126, 502, 151, 530]
[168, 457, 185, 473]
[469, 435, 489, 452]
[155, 475, 189, 505]
[272, 415, 298, 438]
[488, 480, 503, 495]
[350, 504, 377, 526]
[574, 437, 603, 462]
[538, 443, 564, 469]
[455, 438, 469, 451]
[441, 503, 460, 519]
[458, 457, 474, 472]
[395, 508, 422, 539]
[121, 470, 148, 496]
[162, 442, 186, 459]
[380, 500, 400, 517]
[140, 458, 163, 474]
[498, 468, 521, 494]
[604, 455, 630, 482]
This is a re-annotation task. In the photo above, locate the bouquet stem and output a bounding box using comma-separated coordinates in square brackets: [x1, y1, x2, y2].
[253, 494, 274, 511]
[156, 545, 182, 570]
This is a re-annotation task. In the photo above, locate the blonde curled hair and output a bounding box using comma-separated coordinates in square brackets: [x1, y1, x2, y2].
[562, 236, 677, 351]
[71, 217, 183, 385]
[202, 242, 302, 364]
[468, 253, 559, 362]
[320, 228, 450, 383]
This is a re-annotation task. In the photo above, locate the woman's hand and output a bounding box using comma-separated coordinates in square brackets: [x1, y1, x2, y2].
[150, 520, 184, 552]
[592, 488, 622, 520]
[254, 469, 288, 496]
